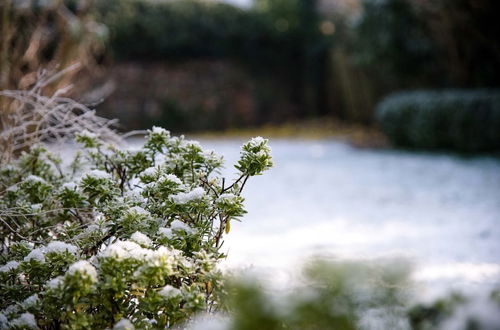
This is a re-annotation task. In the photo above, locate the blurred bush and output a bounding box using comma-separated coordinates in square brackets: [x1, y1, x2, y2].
[221, 259, 500, 329]
[376, 90, 500, 152]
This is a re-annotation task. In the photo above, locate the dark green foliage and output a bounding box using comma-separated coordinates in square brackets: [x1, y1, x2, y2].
[376, 90, 500, 152]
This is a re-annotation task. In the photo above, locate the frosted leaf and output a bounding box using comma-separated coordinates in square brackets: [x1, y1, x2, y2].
[86, 169, 111, 180]
[46, 276, 64, 289]
[9, 312, 38, 329]
[160, 174, 182, 185]
[249, 136, 265, 146]
[159, 285, 181, 299]
[67, 260, 98, 282]
[24, 248, 46, 263]
[25, 175, 46, 184]
[100, 240, 151, 261]
[128, 206, 150, 217]
[46, 241, 78, 255]
[0, 313, 7, 329]
[170, 220, 196, 234]
[146, 246, 176, 268]
[22, 294, 39, 308]
[151, 126, 169, 136]
[78, 130, 97, 139]
[6, 184, 18, 192]
[139, 167, 157, 178]
[0, 261, 19, 273]
[113, 318, 135, 330]
[158, 227, 174, 239]
[2, 304, 19, 316]
[130, 232, 152, 247]
[61, 182, 77, 190]
[170, 187, 205, 204]
[216, 193, 237, 203]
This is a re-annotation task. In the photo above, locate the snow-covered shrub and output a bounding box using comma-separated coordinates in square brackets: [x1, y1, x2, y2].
[0, 128, 272, 329]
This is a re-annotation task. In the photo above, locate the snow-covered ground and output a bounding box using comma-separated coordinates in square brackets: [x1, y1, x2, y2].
[196, 138, 500, 297]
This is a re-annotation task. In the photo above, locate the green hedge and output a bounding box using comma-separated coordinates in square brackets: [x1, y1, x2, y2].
[376, 90, 500, 152]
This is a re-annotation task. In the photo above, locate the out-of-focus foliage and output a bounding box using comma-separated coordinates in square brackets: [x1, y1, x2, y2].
[353, 0, 442, 90]
[353, 0, 500, 90]
[222, 259, 412, 329]
[221, 260, 500, 330]
[95, 0, 331, 121]
[376, 89, 500, 152]
[0, 0, 107, 92]
[0, 124, 272, 328]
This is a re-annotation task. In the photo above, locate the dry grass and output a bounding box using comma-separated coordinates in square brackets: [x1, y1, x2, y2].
[0, 67, 121, 164]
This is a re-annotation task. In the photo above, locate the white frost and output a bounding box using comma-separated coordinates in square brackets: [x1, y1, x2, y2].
[61, 182, 77, 190]
[216, 193, 237, 203]
[160, 174, 182, 185]
[46, 241, 78, 255]
[9, 313, 38, 329]
[46, 276, 64, 289]
[87, 169, 111, 180]
[67, 260, 98, 282]
[24, 248, 46, 263]
[78, 130, 97, 139]
[158, 227, 174, 239]
[25, 175, 46, 184]
[170, 220, 195, 234]
[151, 126, 169, 136]
[0, 261, 19, 273]
[113, 318, 135, 330]
[22, 294, 39, 308]
[130, 232, 152, 247]
[128, 206, 150, 217]
[170, 187, 205, 204]
[159, 285, 181, 299]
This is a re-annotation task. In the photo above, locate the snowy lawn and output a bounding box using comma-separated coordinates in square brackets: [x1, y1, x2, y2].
[191, 139, 500, 297]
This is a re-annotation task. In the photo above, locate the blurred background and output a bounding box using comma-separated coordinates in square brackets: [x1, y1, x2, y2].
[2, 0, 500, 146]
[1, 0, 500, 297]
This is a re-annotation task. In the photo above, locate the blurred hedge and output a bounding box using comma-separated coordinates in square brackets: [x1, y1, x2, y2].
[94, 0, 332, 121]
[376, 90, 500, 152]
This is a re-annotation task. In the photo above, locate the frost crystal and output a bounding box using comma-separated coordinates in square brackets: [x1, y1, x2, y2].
[130, 232, 152, 247]
[3, 305, 19, 316]
[217, 193, 237, 203]
[128, 206, 150, 217]
[24, 248, 46, 263]
[113, 318, 135, 330]
[151, 126, 169, 136]
[9, 313, 38, 329]
[161, 174, 182, 185]
[158, 227, 174, 239]
[25, 175, 46, 183]
[22, 294, 39, 308]
[46, 276, 63, 289]
[248, 136, 265, 147]
[171, 187, 205, 204]
[61, 182, 77, 190]
[170, 220, 195, 234]
[140, 167, 157, 178]
[78, 130, 97, 139]
[67, 260, 98, 282]
[87, 169, 111, 180]
[0, 261, 19, 273]
[100, 240, 151, 261]
[46, 241, 78, 255]
[159, 285, 182, 299]
[0, 313, 8, 329]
